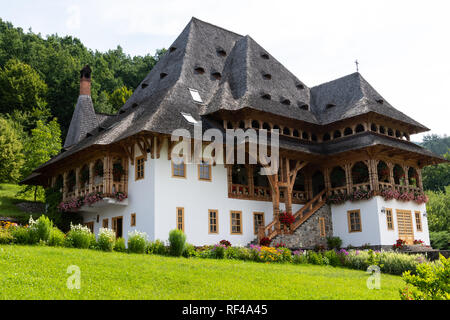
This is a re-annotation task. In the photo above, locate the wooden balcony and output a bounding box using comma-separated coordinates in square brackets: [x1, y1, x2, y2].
[229, 183, 306, 204]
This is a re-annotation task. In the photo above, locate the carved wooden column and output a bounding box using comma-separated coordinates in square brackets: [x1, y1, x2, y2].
[103, 155, 112, 195]
[344, 164, 352, 194]
[387, 162, 395, 186]
[75, 167, 80, 197]
[247, 165, 254, 197]
[226, 165, 233, 195]
[62, 172, 68, 201]
[89, 161, 94, 193]
[122, 157, 128, 193]
[284, 159, 293, 216]
[371, 160, 379, 191]
[417, 168, 423, 191]
[403, 165, 409, 187]
[323, 167, 331, 195]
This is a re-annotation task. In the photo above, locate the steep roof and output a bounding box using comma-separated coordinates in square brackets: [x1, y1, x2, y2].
[36, 17, 440, 173]
[310, 72, 429, 132]
[63, 95, 99, 148]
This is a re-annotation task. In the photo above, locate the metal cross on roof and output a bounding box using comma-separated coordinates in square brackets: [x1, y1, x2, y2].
[355, 59, 359, 72]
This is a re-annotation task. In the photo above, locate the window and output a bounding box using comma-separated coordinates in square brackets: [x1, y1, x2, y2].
[181, 112, 199, 124]
[208, 210, 218, 234]
[347, 210, 362, 233]
[319, 217, 326, 237]
[131, 213, 136, 227]
[230, 211, 242, 234]
[172, 159, 186, 178]
[102, 219, 108, 228]
[198, 161, 211, 181]
[176, 207, 184, 231]
[189, 88, 203, 103]
[253, 212, 265, 235]
[386, 208, 394, 230]
[415, 211, 422, 232]
[135, 155, 145, 180]
[84, 222, 94, 233]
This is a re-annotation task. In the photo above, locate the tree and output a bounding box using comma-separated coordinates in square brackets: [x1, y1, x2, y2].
[0, 117, 24, 182]
[426, 185, 450, 232]
[108, 86, 133, 112]
[421, 134, 450, 156]
[422, 153, 450, 193]
[19, 118, 61, 201]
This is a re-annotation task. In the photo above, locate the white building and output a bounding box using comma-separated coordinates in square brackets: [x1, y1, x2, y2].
[23, 18, 445, 249]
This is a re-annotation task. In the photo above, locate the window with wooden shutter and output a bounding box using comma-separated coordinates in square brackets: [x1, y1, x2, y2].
[347, 210, 362, 233]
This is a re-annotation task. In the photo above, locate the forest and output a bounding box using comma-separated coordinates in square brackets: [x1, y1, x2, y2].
[0, 18, 448, 248]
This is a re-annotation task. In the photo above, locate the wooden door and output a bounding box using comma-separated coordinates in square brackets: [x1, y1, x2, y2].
[396, 210, 414, 244]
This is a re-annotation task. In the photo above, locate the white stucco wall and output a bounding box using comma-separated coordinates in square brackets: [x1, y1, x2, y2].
[331, 196, 429, 247]
[80, 140, 302, 246]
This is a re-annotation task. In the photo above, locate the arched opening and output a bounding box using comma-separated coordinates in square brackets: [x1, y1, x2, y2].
[292, 129, 300, 137]
[253, 165, 269, 188]
[408, 167, 419, 187]
[312, 171, 325, 196]
[239, 121, 245, 129]
[393, 164, 405, 185]
[272, 124, 280, 132]
[112, 160, 124, 182]
[330, 166, 346, 188]
[377, 161, 389, 183]
[403, 133, 410, 141]
[379, 126, 386, 134]
[370, 123, 377, 132]
[226, 121, 233, 129]
[311, 134, 318, 142]
[387, 128, 394, 136]
[80, 164, 90, 187]
[395, 130, 402, 138]
[262, 122, 270, 130]
[283, 127, 291, 135]
[55, 175, 63, 191]
[322, 133, 331, 141]
[302, 131, 309, 140]
[67, 170, 76, 193]
[293, 172, 305, 191]
[352, 161, 369, 185]
[344, 127, 353, 136]
[231, 165, 248, 185]
[94, 159, 104, 178]
[333, 130, 342, 139]
[355, 124, 365, 133]
[251, 120, 259, 129]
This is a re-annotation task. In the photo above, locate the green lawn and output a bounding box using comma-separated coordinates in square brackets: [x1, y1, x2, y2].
[0, 183, 41, 221]
[0, 245, 405, 299]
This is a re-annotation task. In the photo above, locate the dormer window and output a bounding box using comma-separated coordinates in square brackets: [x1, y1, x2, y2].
[194, 67, 205, 74]
[261, 93, 271, 100]
[326, 103, 336, 109]
[217, 48, 227, 57]
[141, 83, 148, 89]
[160, 73, 168, 79]
[281, 99, 291, 106]
[261, 53, 269, 59]
[263, 73, 272, 80]
[211, 72, 222, 80]
[169, 46, 177, 53]
[189, 88, 203, 103]
[296, 83, 305, 90]
[131, 103, 138, 108]
[376, 99, 384, 104]
[181, 112, 199, 125]
[299, 103, 309, 111]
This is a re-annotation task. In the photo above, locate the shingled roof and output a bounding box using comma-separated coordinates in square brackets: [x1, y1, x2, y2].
[28, 17, 443, 177]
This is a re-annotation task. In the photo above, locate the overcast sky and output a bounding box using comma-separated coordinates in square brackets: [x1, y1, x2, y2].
[2, 0, 449, 141]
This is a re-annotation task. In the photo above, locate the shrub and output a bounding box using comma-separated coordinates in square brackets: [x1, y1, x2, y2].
[10, 226, 30, 244]
[127, 230, 147, 254]
[33, 215, 53, 243]
[430, 231, 449, 250]
[259, 237, 271, 246]
[306, 250, 324, 265]
[97, 228, 116, 252]
[225, 246, 252, 260]
[65, 223, 93, 249]
[326, 236, 342, 249]
[48, 227, 65, 247]
[292, 250, 308, 264]
[114, 237, 126, 252]
[250, 245, 291, 263]
[219, 239, 231, 247]
[182, 243, 197, 258]
[274, 242, 287, 249]
[168, 229, 186, 257]
[0, 228, 13, 244]
[379, 251, 426, 275]
[324, 250, 341, 267]
[401, 254, 450, 300]
[210, 244, 226, 259]
[147, 239, 167, 255]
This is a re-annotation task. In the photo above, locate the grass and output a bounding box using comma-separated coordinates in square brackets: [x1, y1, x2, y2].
[0, 245, 405, 300]
[0, 183, 42, 221]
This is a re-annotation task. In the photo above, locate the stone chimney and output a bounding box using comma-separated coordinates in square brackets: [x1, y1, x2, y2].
[79, 65, 92, 96]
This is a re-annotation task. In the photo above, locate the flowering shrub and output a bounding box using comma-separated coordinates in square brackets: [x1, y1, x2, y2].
[292, 250, 308, 264]
[393, 239, 406, 250]
[380, 188, 400, 201]
[380, 188, 428, 204]
[279, 211, 295, 226]
[413, 239, 424, 246]
[128, 230, 148, 253]
[0, 221, 18, 229]
[219, 239, 231, 247]
[28, 215, 53, 244]
[259, 237, 271, 246]
[97, 228, 116, 251]
[0, 228, 13, 244]
[348, 189, 374, 201]
[113, 191, 127, 202]
[210, 244, 227, 259]
[58, 197, 84, 212]
[274, 242, 287, 249]
[84, 192, 104, 206]
[250, 245, 292, 263]
[65, 223, 95, 249]
[398, 191, 414, 202]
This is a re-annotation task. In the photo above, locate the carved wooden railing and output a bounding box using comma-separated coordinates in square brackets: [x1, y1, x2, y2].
[290, 189, 327, 231]
[351, 182, 371, 192]
[329, 186, 347, 196]
[258, 189, 327, 241]
[230, 184, 306, 204]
